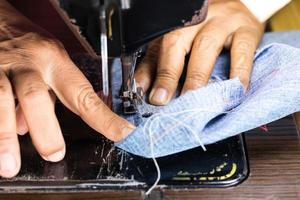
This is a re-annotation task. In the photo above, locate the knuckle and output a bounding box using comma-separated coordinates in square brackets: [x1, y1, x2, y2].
[142, 54, 157, 66]
[0, 73, 13, 106]
[40, 40, 65, 58]
[101, 117, 125, 142]
[24, 32, 59, 47]
[147, 40, 161, 57]
[43, 39, 65, 54]
[186, 71, 208, 85]
[21, 82, 47, 101]
[230, 12, 245, 20]
[0, 75, 10, 96]
[161, 30, 190, 54]
[236, 31, 256, 45]
[161, 31, 183, 48]
[194, 35, 219, 54]
[24, 32, 42, 40]
[225, 1, 249, 15]
[102, 116, 117, 135]
[0, 132, 15, 144]
[21, 32, 67, 59]
[233, 66, 250, 74]
[0, 85, 9, 96]
[77, 85, 104, 115]
[38, 143, 65, 158]
[233, 43, 253, 59]
[156, 68, 179, 83]
[235, 38, 251, 51]
[135, 62, 154, 77]
[0, 46, 9, 52]
[224, 1, 240, 9]
[0, 89, 12, 106]
[146, 47, 159, 61]
[202, 22, 220, 35]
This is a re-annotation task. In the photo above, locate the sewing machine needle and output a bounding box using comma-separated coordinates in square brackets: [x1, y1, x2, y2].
[100, 8, 109, 97]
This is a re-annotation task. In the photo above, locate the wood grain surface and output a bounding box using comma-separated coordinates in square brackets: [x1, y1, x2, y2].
[163, 117, 300, 200]
[270, 0, 300, 31]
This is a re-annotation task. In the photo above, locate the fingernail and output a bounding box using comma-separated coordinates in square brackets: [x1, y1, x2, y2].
[17, 129, 28, 136]
[17, 117, 28, 136]
[150, 88, 168, 105]
[0, 153, 17, 173]
[240, 81, 249, 94]
[42, 149, 65, 162]
[242, 86, 248, 94]
[136, 81, 145, 91]
[121, 124, 136, 139]
[135, 82, 145, 95]
[181, 90, 187, 96]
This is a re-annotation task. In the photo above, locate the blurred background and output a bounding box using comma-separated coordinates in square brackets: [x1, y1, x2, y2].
[268, 0, 300, 137]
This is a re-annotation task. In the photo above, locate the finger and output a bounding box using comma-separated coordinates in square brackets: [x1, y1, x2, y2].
[16, 105, 28, 135]
[12, 68, 65, 162]
[0, 70, 20, 178]
[182, 20, 230, 94]
[16, 92, 55, 136]
[134, 39, 160, 93]
[149, 28, 197, 105]
[48, 59, 135, 142]
[230, 27, 262, 90]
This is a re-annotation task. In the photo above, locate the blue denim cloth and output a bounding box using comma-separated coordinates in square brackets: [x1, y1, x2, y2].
[113, 31, 300, 158]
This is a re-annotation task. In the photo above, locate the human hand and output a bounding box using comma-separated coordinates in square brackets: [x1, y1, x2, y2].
[134, 0, 264, 105]
[0, 1, 135, 178]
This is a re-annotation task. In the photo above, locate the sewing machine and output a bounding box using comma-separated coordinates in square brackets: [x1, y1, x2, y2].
[0, 0, 249, 195]
[93, 0, 210, 114]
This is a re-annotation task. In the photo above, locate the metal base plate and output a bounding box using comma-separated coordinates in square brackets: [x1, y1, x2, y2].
[0, 105, 249, 193]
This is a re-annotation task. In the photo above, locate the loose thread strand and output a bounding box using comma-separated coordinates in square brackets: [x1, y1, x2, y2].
[144, 120, 161, 196]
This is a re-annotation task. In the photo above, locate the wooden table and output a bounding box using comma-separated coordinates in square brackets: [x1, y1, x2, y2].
[1, 116, 300, 200]
[163, 116, 300, 200]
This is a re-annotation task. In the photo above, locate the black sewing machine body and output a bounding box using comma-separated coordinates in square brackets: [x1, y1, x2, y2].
[60, 0, 209, 56]
[0, 0, 249, 193]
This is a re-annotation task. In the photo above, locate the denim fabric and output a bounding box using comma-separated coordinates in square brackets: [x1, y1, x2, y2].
[113, 31, 300, 158]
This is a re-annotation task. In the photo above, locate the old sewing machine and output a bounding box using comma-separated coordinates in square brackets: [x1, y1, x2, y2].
[0, 0, 248, 194]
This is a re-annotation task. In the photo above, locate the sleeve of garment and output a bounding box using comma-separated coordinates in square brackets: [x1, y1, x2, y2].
[240, 0, 292, 22]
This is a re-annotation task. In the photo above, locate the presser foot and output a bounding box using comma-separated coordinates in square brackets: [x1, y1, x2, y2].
[120, 86, 144, 114]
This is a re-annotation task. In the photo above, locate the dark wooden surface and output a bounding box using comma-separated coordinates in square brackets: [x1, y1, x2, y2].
[0, 116, 299, 200]
[163, 117, 300, 200]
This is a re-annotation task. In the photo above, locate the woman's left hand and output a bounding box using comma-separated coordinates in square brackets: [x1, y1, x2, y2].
[134, 0, 264, 105]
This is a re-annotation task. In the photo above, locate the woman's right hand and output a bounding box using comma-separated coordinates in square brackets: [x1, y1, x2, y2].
[0, 0, 135, 178]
